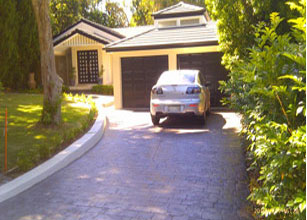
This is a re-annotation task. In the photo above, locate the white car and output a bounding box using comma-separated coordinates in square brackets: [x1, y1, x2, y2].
[150, 69, 211, 126]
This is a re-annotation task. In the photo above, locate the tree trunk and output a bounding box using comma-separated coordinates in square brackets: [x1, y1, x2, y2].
[31, 0, 63, 125]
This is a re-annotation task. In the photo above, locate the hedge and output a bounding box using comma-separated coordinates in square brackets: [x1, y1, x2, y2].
[220, 3, 306, 219]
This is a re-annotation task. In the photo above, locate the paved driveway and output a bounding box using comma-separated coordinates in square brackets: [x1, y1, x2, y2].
[0, 109, 251, 220]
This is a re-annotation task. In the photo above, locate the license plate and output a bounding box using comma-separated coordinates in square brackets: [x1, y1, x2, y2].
[168, 106, 181, 113]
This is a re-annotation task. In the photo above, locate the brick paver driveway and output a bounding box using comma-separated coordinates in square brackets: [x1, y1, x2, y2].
[0, 109, 251, 220]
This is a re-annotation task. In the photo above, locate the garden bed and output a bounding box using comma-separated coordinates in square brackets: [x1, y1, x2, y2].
[0, 93, 97, 178]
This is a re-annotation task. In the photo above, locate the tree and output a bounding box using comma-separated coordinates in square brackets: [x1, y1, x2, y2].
[130, 0, 155, 26]
[0, 0, 41, 90]
[49, 0, 82, 36]
[105, 1, 129, 27]
[50, 0, 128, 35]
[0, 0, 18, 88]
[16, 0, 41, 90]
[205, 0, 300, 69]
[31, 0, 63, 125]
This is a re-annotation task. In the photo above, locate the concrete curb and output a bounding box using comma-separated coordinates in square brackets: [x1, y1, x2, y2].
[0, 105, 107, 203]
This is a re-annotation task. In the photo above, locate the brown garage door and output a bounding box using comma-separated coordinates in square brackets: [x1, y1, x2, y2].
[177, 53, 228, 106]
[121, 56, 168, 108]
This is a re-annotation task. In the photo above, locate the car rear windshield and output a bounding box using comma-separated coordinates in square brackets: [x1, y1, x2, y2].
[157, 71, 196, 85]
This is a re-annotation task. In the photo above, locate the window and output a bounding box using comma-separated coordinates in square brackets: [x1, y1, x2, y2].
[158, 20, 177, 28]
[157, 70, 196, 85]
[180, 18, 199, 26]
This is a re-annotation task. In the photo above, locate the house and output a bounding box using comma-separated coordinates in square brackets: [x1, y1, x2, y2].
[53, 1, 228, 109]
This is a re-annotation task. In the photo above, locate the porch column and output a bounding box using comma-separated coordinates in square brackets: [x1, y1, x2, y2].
[112, 55, 122, 109]
[168, 52, 177, 70]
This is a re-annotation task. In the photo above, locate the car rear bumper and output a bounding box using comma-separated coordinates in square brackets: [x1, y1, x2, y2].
[150, 99, 204, 117]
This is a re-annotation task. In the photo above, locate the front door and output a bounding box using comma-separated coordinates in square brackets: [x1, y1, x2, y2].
[77, 50, 99, 84]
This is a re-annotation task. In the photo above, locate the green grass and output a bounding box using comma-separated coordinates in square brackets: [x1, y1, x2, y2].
[0, 93, 94, 173]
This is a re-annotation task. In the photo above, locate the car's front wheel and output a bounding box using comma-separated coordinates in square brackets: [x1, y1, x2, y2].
[151, 115, 160, 126]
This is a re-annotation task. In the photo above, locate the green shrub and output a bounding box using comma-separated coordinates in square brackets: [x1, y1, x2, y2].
[0, 82, 3, 92]
[38, 144, 50, 160]
[62, 85, 70, 93]
[16, 149, 37, 172]
[220, 3, 306, 219]
[91, 85, 113, 95]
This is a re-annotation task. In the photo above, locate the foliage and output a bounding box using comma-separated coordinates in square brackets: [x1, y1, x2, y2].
[130, 0, 155, 26]
[50, 0, 86, 36]
[0, 93, 96, 173]
[50, 0, 128, 35]
[219, 2, 306, 218]
[16, 0, 41, 89]
[41, 96, 62, 125]
[0, 0, 40, 90]
[205, 0, 300, 69]
[104, 1, 129, 27]
[61, 85, 70, 93]
[91, 85, 113, 95]
[0, 0, 18, 88]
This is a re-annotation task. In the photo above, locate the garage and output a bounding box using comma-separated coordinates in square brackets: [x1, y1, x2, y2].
[121, 55, 168, 108]
[177, 53, 228, 106]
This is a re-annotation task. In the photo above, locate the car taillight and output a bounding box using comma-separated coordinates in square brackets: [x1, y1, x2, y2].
[186, 86, 201, 94]
[152, 87, 163, 95]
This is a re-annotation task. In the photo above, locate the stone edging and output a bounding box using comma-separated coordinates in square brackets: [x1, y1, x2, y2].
[0, 108, 106, 203]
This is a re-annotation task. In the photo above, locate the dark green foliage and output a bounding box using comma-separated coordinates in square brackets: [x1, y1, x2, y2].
[0, 0, 40, 90]
[91, 85, 113, 95]
[61, 85, 70, 93]
[205, 0, 300, 69]
[41, 97, 62, 125]
[16, 0, 41, 90]
[16, 150, 37, 172]
[0, 0, 18, 88]
[219, 2, 306, 218]
[50, 0, 128, 35]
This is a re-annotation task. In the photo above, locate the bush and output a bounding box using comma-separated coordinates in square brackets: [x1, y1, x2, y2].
[220, 3, 306, 219]
[17, 149, 38, 172]
[62, 85, 70, 93]
[91, 85, 113, 95]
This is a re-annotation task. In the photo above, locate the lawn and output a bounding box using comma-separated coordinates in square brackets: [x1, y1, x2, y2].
[0, 93, 95, 173]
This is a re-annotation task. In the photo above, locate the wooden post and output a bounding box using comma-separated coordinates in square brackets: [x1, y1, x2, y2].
[4, 108, 7, 173]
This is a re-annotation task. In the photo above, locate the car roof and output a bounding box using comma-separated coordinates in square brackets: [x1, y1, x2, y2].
[161, 69, 200, 75]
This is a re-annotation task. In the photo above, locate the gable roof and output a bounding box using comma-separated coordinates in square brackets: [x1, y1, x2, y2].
[152, 1, 206, 19]
[53, 18, 125, 46]
[113, 25, 154, 38]
[106, 22, 218, 52]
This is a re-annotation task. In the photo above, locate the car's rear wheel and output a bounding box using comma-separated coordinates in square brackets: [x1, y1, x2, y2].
[151, 115, 160, 126]
[199, 111, 206, 125]
[206, 105, 211, 116]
